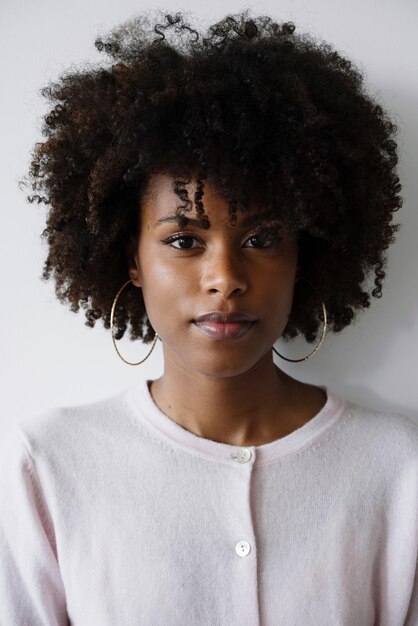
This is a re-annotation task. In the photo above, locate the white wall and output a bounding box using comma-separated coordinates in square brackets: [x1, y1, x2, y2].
[1, 0, 417, 440]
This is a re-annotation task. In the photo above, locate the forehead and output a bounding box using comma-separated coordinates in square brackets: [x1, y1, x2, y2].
[140, 172, 273, 228]
[142, 173, 213, 201]
[142, 173, 233, 214]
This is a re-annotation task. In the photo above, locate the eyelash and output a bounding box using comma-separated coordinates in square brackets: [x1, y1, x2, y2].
[161, 231, 284, 250]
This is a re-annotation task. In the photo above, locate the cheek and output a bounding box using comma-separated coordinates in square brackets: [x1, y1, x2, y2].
[139, 255, 196, 323]
[263, 265, 298, 317]
[146, 260, 193, 291]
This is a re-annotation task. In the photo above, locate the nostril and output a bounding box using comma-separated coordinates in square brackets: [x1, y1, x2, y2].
[202, 265, 248, 297]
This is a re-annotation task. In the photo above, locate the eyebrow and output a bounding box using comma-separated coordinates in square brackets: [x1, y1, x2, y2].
[153, 211, 281, 229]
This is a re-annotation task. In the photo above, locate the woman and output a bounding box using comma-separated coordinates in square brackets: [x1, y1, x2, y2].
[0, 10, 417, 625]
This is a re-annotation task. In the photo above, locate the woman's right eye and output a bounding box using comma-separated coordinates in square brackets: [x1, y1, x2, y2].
[161, 234, 201, 250]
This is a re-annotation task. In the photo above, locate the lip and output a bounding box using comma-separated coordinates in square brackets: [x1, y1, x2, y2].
[194, 311, 256, 323]
[192, 311, 257, 340]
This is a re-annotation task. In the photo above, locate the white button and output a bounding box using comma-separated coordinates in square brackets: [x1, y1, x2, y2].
[235, 540, 251, 557]
[232, 448, 252, 463]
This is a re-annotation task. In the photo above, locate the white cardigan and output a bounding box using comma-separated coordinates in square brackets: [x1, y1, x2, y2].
[0, 378, 417, 625]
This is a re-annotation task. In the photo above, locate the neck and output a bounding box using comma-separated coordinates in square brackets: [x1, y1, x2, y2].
[148, 350, 324, 446]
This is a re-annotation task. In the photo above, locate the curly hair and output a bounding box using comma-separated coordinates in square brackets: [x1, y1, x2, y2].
[24, 9, 402, 344]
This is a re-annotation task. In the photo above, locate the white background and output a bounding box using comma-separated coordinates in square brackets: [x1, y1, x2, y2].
[1, 0, 417, 440]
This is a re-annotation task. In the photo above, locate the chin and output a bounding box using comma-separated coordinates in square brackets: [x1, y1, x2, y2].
[184, 352, 265, 379]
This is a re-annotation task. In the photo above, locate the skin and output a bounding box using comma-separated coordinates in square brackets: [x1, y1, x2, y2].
[128, 173, 326, 447]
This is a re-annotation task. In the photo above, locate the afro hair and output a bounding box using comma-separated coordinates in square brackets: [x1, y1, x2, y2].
[25, 9, 403, 344]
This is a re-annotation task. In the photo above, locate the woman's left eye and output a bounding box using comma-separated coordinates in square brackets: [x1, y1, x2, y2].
[244, 233, 283, 248]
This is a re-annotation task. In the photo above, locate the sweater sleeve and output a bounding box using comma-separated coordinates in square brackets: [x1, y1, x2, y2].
[0, 425, 69, 626]
[405, 555, 418, 625]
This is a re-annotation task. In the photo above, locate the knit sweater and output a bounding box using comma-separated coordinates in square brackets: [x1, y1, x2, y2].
[0, 378, 417, 626]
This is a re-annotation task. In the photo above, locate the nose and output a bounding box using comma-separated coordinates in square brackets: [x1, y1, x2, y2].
[200, 245, 248, 298]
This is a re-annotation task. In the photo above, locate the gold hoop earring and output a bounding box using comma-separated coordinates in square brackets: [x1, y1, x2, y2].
[110, 278, 159, 366]
[273, 277, 328, 362]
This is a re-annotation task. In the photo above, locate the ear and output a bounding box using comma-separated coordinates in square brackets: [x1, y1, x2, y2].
[126, 235, 142, 288]
[128, 253, 142, 288]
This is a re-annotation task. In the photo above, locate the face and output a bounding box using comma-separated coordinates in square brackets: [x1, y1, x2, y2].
[129, 173, 300, 378]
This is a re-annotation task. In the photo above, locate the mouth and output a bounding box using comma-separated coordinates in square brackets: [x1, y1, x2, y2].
[192, 320, 256, 340]
[192, 310, 257, 340]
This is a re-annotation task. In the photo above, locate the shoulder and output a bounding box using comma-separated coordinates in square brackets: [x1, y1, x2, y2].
[344, 396, 418, 442]
[336, 394, 418, 469]
[0, 386, 135, 467]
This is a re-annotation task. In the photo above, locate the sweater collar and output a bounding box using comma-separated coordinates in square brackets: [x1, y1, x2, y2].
[128, 378, 347, 466]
